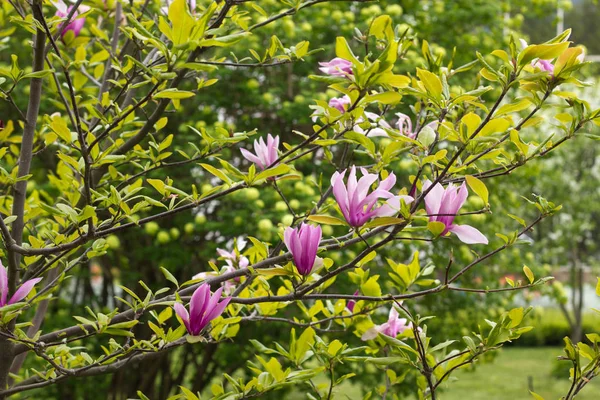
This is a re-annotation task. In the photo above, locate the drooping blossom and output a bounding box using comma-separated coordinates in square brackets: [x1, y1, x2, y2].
[0, 261, 42, 307]
[173, 283, 231, 336]
[193, 240, 248, 294]
[319, 57, 353, 77]
[423, 180, 488, 244]
[396, 113, 438, 140]
[346, 290, 360, 313]
[328, 95, 352, 113]
[217, 239, 249, 270]
[331, 166, 414, 227]
[361, 307, 419, 340]
[283, 223, 322, 276]
[354, 112, 392, 138]
[53, 0, 90, 38]
[240, 134, 279, 170]
[396, 112, 415, 139]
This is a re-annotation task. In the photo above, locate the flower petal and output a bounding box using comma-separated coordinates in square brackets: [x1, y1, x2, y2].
[8, 278, 42, 305]
[448, 224, 488, 244]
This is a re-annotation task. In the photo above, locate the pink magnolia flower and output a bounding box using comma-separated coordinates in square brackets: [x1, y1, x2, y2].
[217, 240, 249, 270]
[173, 283, 231, 336]
[354, 112, 392, 138]
[331, 166, 414, 227]
[319, 57, 353, 76]
[361, 307, 419, 340]
[534, 59, 554, 74]
[519, 39, 557, 75]
[328, 95, 352, 113]
[53, 0, 89, 38]
[396, 112, 415, 139]
[396, 113, 438, 140]
[423, 180, 488, 244]
[0, 261, 42, 307]
[240, 134, 279, 170]
[346, 290, 360, 313]
[283, 223, 322, 276]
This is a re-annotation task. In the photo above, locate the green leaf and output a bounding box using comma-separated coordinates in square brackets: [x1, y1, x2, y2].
[365, 92, 402, 105]
[200, 163, 231, 184]
[254, 164, 290, 181]
[495, 98, 531, 117]
[154, 89, 195, 99]
[519, 42, 570, 65]
[530, 391, 545, 400]
[168, 0, 196, 46]
[465, 175, 489, 205]
[427, 221, 446, 237]
[161, 267, 179, 288]
[307, 215, 347, 226]
[416, 68, 443, 101]
[596, 278, 600, 297]
[369, 15, 394, 41]
[335, 36, 359, 64]
[523, 265, 534, 284]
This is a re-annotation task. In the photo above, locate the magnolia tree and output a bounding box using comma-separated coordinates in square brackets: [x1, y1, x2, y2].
[0, 0, 599, 399]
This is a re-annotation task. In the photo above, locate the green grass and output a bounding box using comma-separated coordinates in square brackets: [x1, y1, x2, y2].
[441, 347, 600, 400]
[290, 347, 600, 399]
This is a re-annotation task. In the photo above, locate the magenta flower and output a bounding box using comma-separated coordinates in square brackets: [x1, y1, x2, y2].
[240, 134, 279, 170]
[0, 261, 42, 307]
[346, 290, 360, 313]
[423, 180, 488, 244]
[331, 166, 414, 227]
[319, 57, 353, 76]
[361, 307, 419, 340]
[284, 223, 322, 276]
[173, 283, 231, 336]
[328, 95, 352, 113]
[53, 1, 89, 38]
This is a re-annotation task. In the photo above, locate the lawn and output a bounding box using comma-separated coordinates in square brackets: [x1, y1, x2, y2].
[441, 347, 600, 400]
[291, 347, 600, 399]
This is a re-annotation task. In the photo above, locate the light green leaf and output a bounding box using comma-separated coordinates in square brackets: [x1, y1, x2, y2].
[465, 175, 489, 205]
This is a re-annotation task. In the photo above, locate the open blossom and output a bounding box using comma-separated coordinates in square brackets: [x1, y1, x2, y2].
[284, 223, 322, 276]
[328, 95, 352, 113]
[53, 0, 89, 38]
[240, 134, 279, 170]
[0, 261, 42, 307]
[173, 283, 231, 336]
[319, 57, 353, 76]
[331, 166, 414, 227]
[361, 307, 419, 340]
[423, 180, 488, 244]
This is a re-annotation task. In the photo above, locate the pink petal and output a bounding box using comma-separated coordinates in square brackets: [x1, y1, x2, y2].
[0, 262, 8, 306]
[448, 224, 488, 244]
[8, 278, 42, 305]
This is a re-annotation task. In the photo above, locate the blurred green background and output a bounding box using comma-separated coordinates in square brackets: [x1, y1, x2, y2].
[1, 0, 600, 398]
